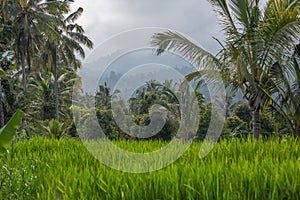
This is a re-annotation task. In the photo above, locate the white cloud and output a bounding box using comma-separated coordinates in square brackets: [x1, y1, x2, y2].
[71, 0, 224, 55]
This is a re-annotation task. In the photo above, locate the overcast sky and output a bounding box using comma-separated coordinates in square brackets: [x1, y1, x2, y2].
[70, 0, 224, 56]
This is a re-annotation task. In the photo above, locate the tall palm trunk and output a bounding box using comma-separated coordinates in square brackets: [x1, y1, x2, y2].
[253, 108, 260, 139]
[21, 54, 26, 91]
[295, 127, 300, 138]
[0, 79, 4, 128]
[52, 45, 59, 120]
[19, 52, 26, 131]
[293, 121, 300, 138]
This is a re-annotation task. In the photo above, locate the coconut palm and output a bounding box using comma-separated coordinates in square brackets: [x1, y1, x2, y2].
[151, 0, 300, 138]
[95, 82, 113, 110]
[10, 0, 65, 90]
[45, 6, 93, 120]
[26, 67, 79, 121]
[266, 42, 300, 137]
[128, 80, 179, 118]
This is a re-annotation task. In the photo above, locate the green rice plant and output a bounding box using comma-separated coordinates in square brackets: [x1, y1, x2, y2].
[41, 119, 65, 139]
[0, 137, 300, 199]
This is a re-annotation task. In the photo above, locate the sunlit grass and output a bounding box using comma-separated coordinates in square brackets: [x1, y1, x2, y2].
[0, 137, 300, 199]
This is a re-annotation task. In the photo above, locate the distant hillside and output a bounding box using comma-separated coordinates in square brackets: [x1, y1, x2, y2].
[79, 49, 245, 104]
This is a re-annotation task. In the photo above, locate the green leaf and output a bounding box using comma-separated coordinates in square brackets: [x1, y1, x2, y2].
[0, 68, 5, 77]
[0, 110, 23, 152]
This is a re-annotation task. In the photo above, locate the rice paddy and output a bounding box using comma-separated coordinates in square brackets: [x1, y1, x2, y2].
[0, 137, 300, 199]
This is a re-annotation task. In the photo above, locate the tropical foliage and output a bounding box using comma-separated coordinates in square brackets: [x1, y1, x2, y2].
[267, 43, 300, 137]
[0, 0, 299, 141]
[1, 0, 300, 199]
[0, 0, 92, 138]
[151, 0, 300, 138]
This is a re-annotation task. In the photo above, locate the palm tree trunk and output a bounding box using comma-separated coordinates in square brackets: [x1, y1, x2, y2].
[21, 54, 26, 91]
[293, 122, 300, 138]
[225, 102, 230, 119]
[0, 79, 4, 128]
[295, 128, 300, 138]
[253, 108, 260, 139]
[52, 45, 59, 121]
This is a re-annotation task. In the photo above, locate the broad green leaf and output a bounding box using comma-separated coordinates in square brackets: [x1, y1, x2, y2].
[0, 110, 23, 151]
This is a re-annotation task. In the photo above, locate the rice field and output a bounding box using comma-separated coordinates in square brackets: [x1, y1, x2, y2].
[0, 137, 300, 199]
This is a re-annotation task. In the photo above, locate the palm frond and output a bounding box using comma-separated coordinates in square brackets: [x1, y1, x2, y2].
[208, 0, 237, 32]
[260, 0, 300, 67]
[229, 0, 252, 28]
[64, 7, 83, 24]
[151, 31, 219, 69]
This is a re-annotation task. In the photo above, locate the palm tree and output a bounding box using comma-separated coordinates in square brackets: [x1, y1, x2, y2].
[128, 80, 180, 119]
[27, 67, 79, 121]
[46, 6, 93, 120]
[34, 4, 93, 120]
[27, 72, 55, 120]
[11, 0, 64, 91]
[95, 82, 113, 110]
[266, 42, 300, 137]
[151, 0, 300, 138]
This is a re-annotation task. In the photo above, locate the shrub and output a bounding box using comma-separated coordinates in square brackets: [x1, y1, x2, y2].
[233, 102, 252, 124]
[222, 116, 249, 139]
